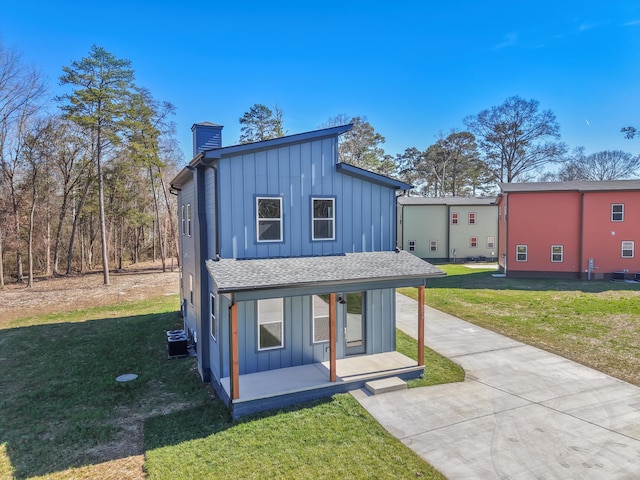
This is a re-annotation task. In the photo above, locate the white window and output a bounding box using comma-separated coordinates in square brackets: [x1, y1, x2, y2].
[468, 212, 476, 225]
[487, 236, 495, 249]
[622, 241, 634, 258]
[257, 197, 283, 242]
[516, 244, 528, 262]
[408, 240, 416, 252]
[551, 245, 563, 263]
[451, 212, 459, 225]
[429, 240, 437, 252]
[312, 198, 335, 240]
[312, 295, 330, 343]
[257, 298, 284, 350]
[189, 274, 194, 305]
[210, 294, 217, 341]
[181, 205, 186, 235]
[612, 204, 624, 222]
[186, 204, 192, 236]
[470, 236, 478, 248]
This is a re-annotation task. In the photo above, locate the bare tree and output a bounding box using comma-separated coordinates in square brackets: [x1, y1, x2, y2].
[550, 148, 640, 181]
[464, 96, 566, 183]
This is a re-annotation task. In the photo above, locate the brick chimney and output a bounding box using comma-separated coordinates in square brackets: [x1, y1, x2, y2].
[191, 122, 223, 157]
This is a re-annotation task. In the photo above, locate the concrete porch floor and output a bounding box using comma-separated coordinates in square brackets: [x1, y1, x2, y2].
[220, 351, 422, 403]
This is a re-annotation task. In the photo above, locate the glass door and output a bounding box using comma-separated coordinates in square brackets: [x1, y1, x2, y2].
[344, 292, 365, 355]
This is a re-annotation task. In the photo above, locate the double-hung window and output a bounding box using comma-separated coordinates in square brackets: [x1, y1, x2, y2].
[611, 204, 624, 222]
[312, 295, 330, 343]
[257, 197, 283, 242]
[312, 198, 335, 240]
[181, 205, 186, 235]
[408, 240, 416, 252]
[487, 236, 495, 249]
[551, 245, 563, 263]
[429, 240, 437, 252]
[257, 298, 284, 350]
[468, 212, 476, 225]
[516, 244, 528, 262]
[470, 236, 478, 248]
[622, 241, 634, 258]
[451, 212, 459, 225]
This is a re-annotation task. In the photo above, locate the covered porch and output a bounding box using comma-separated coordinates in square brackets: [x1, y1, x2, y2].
[220, 351, 423, 418]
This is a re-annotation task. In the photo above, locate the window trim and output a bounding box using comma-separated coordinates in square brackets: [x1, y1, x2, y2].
[621, 240, 634, 258]
[470, 236, 478, 248]
[311, 197, 336, 241]
[256, 196, 283, 243]
[257, 298, 284, 351]
[181, 205, 186, 235]
[468, 212, 476, 225]
[516, 244, 528, 262]
[611, 204, 624, 222]
[551, 245, 564, 263]
[408, 240, 416, 252]
[451, 212, 459, 225]
[312, 295, 330, 344]
[186, 203, 192, 237]
[210, 293, 217, 342]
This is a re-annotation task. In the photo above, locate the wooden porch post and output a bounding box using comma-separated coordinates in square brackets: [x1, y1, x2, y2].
[418, 285, 425, 367]
[230, 302, 240, 400]
[329, 293, 337, 382]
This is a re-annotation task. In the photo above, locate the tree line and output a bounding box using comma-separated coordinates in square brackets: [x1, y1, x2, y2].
[0, 43, 181, 287]
[239, 98, 640, 197]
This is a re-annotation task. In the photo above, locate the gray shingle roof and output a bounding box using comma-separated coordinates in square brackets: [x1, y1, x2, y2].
[205, 250, 444, 292]
[397, 196, 497, 206]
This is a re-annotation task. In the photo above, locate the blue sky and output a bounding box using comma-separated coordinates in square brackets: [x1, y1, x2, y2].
[3, 1, 640, 166]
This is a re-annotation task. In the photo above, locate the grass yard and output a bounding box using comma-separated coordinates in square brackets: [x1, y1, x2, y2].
[399, 264, 640, 386]
[0, 284, 460, 480]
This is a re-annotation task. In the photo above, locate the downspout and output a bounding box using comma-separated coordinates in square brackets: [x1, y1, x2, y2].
[503, 194, 509, 276]
[579, 192, 585, 280]
[447, 205, 452, 263]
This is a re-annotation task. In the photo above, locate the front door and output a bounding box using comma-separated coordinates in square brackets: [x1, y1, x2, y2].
[344, 292, 365, 355]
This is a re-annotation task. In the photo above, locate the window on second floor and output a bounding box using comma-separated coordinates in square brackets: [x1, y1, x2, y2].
[181, 205, 186, 235]
[622, 241, 634, 258]
[516, 244, 528, 262]
[551, 245, 564, 263]
[312, 198, 335, 240]
[612, 204, 624, 222]
[186, 204, 192, 236]
[468, 212, 476, 225]
[257, 197, 283, 242]
[451, 212, 459, 225]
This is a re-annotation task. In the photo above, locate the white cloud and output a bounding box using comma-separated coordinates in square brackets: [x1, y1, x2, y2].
[493, 32, 518, 50]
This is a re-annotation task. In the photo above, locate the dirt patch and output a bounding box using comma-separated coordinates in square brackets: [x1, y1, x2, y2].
[0, 260, 179, 325]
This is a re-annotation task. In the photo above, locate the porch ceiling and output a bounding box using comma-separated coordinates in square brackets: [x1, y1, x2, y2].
[205, 250, 444, 294]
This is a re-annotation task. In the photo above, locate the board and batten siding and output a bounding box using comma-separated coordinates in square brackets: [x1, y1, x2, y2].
[178, 179, 197, 336]
[215, 288, 396, 378]
[215, 137, 397, 259]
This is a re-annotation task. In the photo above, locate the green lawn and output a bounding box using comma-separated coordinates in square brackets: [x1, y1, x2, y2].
[0, 293, 459, 479]
[399, 264, 640, 386]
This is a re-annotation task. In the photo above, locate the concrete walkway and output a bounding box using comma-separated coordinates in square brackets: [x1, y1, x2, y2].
[353, 293, 640, 479]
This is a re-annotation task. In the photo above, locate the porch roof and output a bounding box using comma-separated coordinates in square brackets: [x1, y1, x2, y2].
[205, 250, 444, 294]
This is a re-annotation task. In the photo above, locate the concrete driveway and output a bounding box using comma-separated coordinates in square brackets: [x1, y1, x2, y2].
[353, 293, 640, 479]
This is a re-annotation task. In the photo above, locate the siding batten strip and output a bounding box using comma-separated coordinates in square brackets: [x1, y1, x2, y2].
[418, 285, 425, 367]
[329, 293, 337, 382]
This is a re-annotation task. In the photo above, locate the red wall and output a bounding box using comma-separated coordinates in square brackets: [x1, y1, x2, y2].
[582, 191, 640, 273]
[506, 191, 582, 273]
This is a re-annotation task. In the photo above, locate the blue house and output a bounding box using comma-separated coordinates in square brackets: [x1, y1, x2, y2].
[170, 122, 444, 418]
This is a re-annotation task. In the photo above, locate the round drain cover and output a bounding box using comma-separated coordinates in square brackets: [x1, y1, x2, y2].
[116, 373, 138, 383]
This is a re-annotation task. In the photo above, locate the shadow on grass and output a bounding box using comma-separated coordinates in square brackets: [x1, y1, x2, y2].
[0, 310, 208, 479]
[427, 270, 640, 293]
